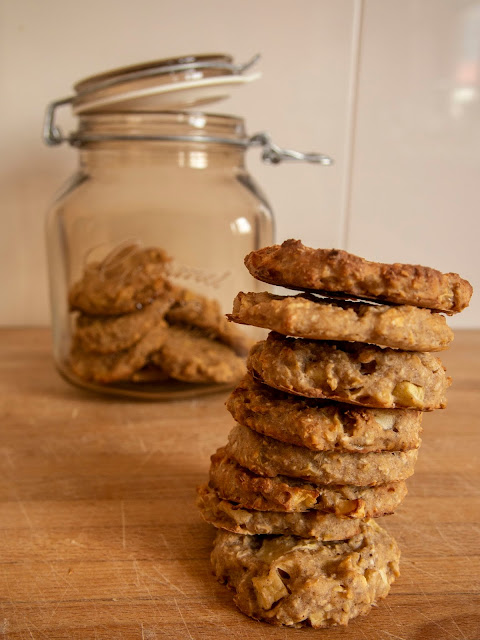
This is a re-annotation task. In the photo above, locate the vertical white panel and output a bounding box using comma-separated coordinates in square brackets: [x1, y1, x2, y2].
[0, 0, 356, 325]
[347, 0, 480, 327]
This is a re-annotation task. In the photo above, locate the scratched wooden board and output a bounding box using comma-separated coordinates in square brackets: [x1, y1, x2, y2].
[0, 328, 479, 640]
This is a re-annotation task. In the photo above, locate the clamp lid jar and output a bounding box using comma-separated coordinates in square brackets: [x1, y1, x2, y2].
[43, 54, 332, 400]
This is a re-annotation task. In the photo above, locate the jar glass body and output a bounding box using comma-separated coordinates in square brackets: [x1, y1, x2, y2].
[46, 111, 274, 399]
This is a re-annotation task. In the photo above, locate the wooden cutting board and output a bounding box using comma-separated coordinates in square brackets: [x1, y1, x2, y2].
[0, 328, 479, 639]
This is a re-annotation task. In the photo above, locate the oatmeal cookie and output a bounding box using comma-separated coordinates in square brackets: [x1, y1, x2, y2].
[245, 240, 472, 313]
[196, 484, 363, 540]
[151, 325, 245, 384]
[211, 520, 400, 628]
[229, 291, 453, 351]
[248, 332, 450, 410]
[73, 294, 174, 354]
[227, 375, 422, 452]
[70, 322, 168, 383]
[167, 287, 250, 356]
[226, 424, 418, 486]
[69, 244, 171, 315]
[209, 450, 408, 517]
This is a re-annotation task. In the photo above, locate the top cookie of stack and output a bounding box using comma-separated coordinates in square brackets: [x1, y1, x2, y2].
[244, 239, 472, 315]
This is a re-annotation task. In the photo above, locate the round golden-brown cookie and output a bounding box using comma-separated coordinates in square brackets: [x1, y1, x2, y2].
[229, 291, 453, 351]
[73, 294, 174, 354]
[226, 424, 418, 487]
[70, 322, 168, 383]
[247, 332, 450, 411]
[211, 520, 400, 628]
[196, 484, 364, 540]
[244, 239, 472, 314]
[69, 244, 170, 315]
[151, 325, 245, 384]
[227, 375, 422, 453]
[167, 287, 250, 356]
[209, 449, 408, 517]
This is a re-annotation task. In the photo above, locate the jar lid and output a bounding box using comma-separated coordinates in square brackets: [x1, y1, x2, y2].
[71, 53, 261, 114]
[43, 53, 333, 166]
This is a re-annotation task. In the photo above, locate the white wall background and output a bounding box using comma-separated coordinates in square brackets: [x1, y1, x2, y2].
[1, 0, 479, 327]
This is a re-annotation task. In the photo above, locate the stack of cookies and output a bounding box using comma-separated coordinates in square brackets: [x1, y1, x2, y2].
[197, 239, 473, 628]
[68, 243, 248, 387]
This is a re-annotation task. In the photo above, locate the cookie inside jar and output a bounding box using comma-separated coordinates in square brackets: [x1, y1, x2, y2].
[61, 241, 254, 399]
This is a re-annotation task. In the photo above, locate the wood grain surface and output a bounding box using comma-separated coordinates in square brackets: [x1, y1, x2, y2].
[0, 328, 479, 640]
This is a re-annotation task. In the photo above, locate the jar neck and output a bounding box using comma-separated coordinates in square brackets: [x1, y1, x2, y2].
[76, 111, 248, 170]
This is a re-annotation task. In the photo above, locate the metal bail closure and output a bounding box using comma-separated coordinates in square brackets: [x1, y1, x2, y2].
[43, 102, 334, 168]
[43, 97, 73, 146]
[249, 132, 333, 166]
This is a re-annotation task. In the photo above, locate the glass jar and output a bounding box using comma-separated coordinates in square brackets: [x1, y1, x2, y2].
[45, 110, 275, 399]
[44, 54, 332, 400]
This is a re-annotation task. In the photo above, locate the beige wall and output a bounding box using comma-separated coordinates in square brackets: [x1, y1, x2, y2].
[1, 0, 478, 327]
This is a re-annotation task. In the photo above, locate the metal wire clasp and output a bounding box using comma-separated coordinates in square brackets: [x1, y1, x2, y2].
[43, 97, 73, 146]
[249, 132, 333, 166]
[43, 102, 334, 167]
